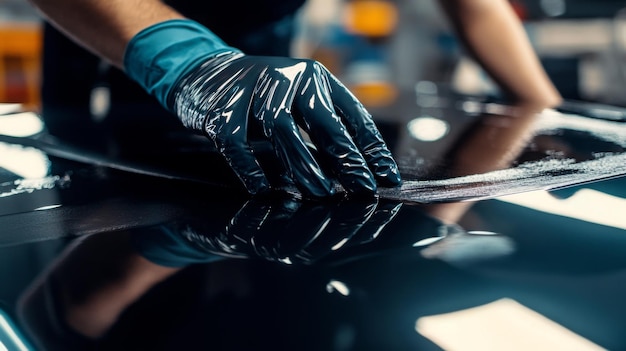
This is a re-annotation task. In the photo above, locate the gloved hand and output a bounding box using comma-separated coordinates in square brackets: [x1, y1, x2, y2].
[124, 19, 401, 198]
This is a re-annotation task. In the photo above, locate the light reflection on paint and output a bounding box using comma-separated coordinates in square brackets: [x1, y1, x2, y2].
[0, 112, 44, 137]
[459, 100, 482, 114]
[538, 109, 626, 148]
[412, 236, 445, 247]
[419, 232, 515, 264]
[416, 298, 605, 350]
[466, 230, 499, 236]
[0, 312, 30, 351]
[0, 142, 49, 179]
[0, 103, 22, 115]
[34, 204, 62, 211]
[279, 257, 293, 265]
[497, 189, 626, 230]
[326, 279, 350, 296]
[331, 237, 350, 251]
[407, 117, 449, 142]
[0, 175, 68, 198]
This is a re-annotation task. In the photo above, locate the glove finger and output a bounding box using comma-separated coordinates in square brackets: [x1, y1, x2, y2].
[327, 74, 402, 187]
[269, 107, 336, 198]
[209, 102, 270, 195]
[293, 63, 377, 194]
[254, 72, 336, 198]
[250, 139, 298, 194]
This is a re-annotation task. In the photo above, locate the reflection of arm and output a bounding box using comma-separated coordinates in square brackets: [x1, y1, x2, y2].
[53, 232, 180, 338]
[438, 0, 562, 108]
[426, 105, 540, 224]
[447, 106, 540, 175]
[27, 0, 182, 67]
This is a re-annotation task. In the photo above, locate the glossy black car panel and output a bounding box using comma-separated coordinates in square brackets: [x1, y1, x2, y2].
[1, 90, 626, 350]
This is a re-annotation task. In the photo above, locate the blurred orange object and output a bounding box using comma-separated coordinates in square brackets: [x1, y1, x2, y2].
[349, 81, 397, 108]
[342, 0, 398, 38]
[0, 22, 43, 110]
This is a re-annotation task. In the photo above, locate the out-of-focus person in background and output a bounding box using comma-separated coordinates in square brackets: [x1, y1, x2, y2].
[21, 0, 561, 199]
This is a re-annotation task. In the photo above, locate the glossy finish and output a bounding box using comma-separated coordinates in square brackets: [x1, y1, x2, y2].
[378, 90, 626, 203]
[1, 90, 626, 350]
[173, 51, 400, 197]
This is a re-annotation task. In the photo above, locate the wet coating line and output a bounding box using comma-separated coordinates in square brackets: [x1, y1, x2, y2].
[1, 135, 625, 204]
[0, 175, 68, 198]
[380, 153, 626, 203]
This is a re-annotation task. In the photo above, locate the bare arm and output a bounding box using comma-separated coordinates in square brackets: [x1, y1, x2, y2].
[26, 0, 183, 68]
[438, 0, 562, 108]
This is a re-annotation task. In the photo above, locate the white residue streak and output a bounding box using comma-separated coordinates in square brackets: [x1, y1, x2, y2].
[0, 175, 67, 198]
[382, 153, 626, 203]
[537, 109, 626, 147]
[382, 110, 626, 203]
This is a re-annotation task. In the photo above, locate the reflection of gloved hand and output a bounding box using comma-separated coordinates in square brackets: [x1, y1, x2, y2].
[124, 19, 401, 198]
[176, 195, 402, 265]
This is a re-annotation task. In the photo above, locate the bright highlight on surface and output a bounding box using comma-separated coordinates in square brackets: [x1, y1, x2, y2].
[34, 204, 62, 211]
[331, 237, 350, 251]
[326, 279, 350, 296]
[0, 143, 50, 179]
[416, 298, 606, 351]
[412, 236, 444, 247]
[497, 189, 626, 230]
[0, 104, 21, 115]
[0, 112, 44, 137]
[0, 313, 30, 351]
[407, 117, 449, 142]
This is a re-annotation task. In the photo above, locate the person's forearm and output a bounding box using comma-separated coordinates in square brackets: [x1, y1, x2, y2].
[27, 0, 183, 68]
[439, 0, 562, 108]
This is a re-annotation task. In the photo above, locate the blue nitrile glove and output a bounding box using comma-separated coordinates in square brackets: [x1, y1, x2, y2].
[124, 19, 401, 198]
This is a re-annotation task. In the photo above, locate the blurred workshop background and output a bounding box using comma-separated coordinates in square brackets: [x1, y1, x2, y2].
[1, 0, 626, 111]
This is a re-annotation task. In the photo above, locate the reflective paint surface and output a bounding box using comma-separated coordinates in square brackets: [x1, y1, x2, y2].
[1, 92, 626, 350]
